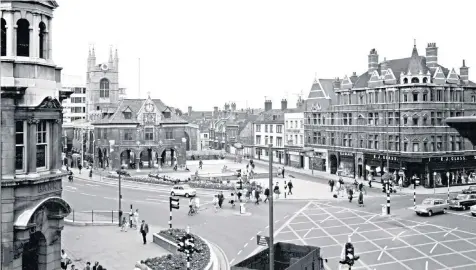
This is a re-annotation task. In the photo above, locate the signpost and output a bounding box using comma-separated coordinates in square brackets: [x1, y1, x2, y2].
[256, 235, 270, 247]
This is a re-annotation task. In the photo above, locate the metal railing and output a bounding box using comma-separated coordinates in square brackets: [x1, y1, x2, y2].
[70, 210, 119, 224]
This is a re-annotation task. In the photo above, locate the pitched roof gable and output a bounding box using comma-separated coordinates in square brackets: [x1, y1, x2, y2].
[341, 75, 353, 89]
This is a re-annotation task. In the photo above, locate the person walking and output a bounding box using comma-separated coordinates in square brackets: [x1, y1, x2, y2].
[218, 191, 224, 209]
[140, 220, 149, 244]
[358, 191, 364, 207]
[78, 163, 82, 174]
[212, 195, 219, 212]
[255, 189, 260, 205]
[237, 190, 242, 202]
[274, 182, 280, 199]
[199, 159, 203, 169]
[121, 216, 128, 232]
[287, 180, 293, 195]
[264, 187, 270, 203]
[93, 262, 99, 270]
[329, 179, 335, 192]
[61, 249, 70, 270]
[282, 167, 285, 178]
[348, 187, 354, 203]
[89, 168, 93, 179]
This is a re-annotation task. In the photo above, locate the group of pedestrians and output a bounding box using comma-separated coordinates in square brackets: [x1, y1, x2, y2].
[329, 177, 366, 207]
[119, 209, 150, 245]
[61, 250, 106, 270]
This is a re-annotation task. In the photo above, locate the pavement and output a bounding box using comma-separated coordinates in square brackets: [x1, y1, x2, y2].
[61, 225, 168, 270]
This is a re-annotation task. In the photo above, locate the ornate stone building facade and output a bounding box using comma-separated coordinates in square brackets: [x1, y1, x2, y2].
[92, 96, 198, 170]
[305, 43, 476, 187]
[0, 1, 72, 269]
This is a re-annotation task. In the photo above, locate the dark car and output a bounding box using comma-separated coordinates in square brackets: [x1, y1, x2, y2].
[449, 194, 476, 210]
[148, 173, 161, 180]
[462, 186, 476, 194]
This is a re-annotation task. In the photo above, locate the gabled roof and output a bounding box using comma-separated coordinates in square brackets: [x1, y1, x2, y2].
[254, 109, 286, 124]
[406, 46, 428, 76]
[92, 98, 187, 125]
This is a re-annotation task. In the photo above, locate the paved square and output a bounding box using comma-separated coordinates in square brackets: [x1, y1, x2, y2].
[274, 201, 476, 270]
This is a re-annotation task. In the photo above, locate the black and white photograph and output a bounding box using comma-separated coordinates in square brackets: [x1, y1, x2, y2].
[1, 0, 476, 269]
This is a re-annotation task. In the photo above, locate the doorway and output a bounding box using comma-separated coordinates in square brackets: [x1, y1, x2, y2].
[330, 155, 338, 174]
[22, 231, 47, 270]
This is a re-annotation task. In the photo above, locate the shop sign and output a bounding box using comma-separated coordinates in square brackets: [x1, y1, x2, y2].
[340, 152, 354, 157]
[371, 154, 398, 161]
[431, 155, 476, 162]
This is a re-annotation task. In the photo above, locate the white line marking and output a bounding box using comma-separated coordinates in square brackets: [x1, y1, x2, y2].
[257, 231, 262, 235]
[237, 250, 242, 255]
[336, 209, 348, 214]
[320, 216, 331, 224]
[63, 189, 75, 192]
[229, 259, 235, 265]
[365, 214, 377, 223]
[425, 260, 428, 270]
[145, 198, 168, 203]
[103, 197, 116, 200]
[444, 227, 458, 237]
[265, 225, 269, 229]
[378, 246, 387, 261]
[250, 237, 254, 241]
[244, 243, 248, 248]
[85, 184, 99, 187]
[283, 215, 289, 219]
[430, 243, 438, 254]
[275, 220, 280, 223]
[393, 231, 405, 241]
[80, 193, 96, 197]
[303, 228, 313, 239]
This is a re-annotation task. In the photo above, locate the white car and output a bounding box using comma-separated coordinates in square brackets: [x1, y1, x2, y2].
[471, 205, 476, 217]
[170, 185, 196, 198]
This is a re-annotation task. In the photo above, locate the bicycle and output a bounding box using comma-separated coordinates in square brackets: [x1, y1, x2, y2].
[188, 205, 199, 216]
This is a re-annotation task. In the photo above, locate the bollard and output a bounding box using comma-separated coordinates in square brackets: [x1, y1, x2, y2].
[112, 210, 114, 223]
[73, 210, 75, 222]
[92, 210, 94, 223]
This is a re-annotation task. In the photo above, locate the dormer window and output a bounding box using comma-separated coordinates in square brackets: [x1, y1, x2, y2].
[273, 115, 277, 120]
[163, 111, 171, 118]
[411, 77, 419, 83]
[124, 112, 132, 119]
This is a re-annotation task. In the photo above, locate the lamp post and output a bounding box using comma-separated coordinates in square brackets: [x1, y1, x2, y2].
[268, 143, 274, 270]
[117, 165, 126, 227]
[182, 137, 187, 167]
[136, 141, 141, 172]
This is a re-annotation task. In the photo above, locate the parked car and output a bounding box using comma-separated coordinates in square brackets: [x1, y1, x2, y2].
[471, 205, 476, 216]
[448, 194, 476, 210]
[170, 184, 196, 198]
[148, 173, 161, 180]
[462, 186, 476, 194]
[415, 198, 448, 216]
[108, 171, 131, 177]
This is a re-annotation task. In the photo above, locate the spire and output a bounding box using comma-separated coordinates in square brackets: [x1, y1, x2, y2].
[411, 42, 419, 58]
[91, 45, 95, 57]
[88, 46, 91, 57]
[115, 48, 119, 59]
[109, 45, 113, 62]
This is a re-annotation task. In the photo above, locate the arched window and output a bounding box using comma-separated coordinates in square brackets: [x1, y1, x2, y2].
[411, 77, 419, 83]
[39, 22, 46, 59]
[1, 19, 6, 56]
[99, 78, 110, 98]
[16, 19, 30, 57]
[423, 77, 428, 83]
[403, 78, 408, 84]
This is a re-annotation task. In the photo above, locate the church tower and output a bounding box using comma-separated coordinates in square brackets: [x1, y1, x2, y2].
[86, 46, 120, 120]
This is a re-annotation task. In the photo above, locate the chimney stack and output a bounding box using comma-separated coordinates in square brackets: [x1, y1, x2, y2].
[188, 106, 192, 116]
[281, 99, 288, 110]
[368, 48, 379, 74]
[213, 106, 219, 117]
[224, 103, 230, 111]
[426, 43, 438, 73]
[231, 102, 236, 111]
[381, 57, 388, 72]
[333, 77, 341, 90]
[264, 100, 272, 111]
[350, 72, 358, 82]
[460, 59, 469, 83]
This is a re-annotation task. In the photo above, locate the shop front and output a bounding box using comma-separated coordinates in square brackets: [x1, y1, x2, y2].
[364, 153, 401, 176]
[338, 152, 355, 177]
[287, 150, 304, 168]
[429, 155, 476, 187]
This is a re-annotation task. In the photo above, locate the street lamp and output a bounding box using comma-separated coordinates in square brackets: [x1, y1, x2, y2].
[267, 143, 275, 270]
[182, 137, 187, 167]
[136, 141, 141, 172]
[116, 165, 127, 227]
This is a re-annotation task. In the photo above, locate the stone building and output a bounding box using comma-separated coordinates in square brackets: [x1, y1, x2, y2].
[0, 1, 72, 269]
[92, 95, 199, 170]
[304, 43, 476, 187]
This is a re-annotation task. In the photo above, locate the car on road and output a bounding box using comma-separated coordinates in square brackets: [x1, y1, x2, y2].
[415, 198, 448, 216]
[170, 184, 196, 198]
[448, 194, 476, 210]
[462, 186, 476, 194]
[471, 205, 476, 217]
[108, 170, 131, 177]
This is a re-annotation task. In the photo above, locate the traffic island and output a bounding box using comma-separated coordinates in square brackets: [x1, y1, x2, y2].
[149, 228, 213, 270]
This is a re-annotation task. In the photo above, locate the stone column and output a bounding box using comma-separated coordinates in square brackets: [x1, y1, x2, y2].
[48, 18, 52, 61]
[5, 12, 14, 57]
[27, 118, 39, 177]
[28, 25, 34, 58]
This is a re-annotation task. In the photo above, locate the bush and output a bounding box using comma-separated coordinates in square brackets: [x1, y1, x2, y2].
[143, 229, 211, 270]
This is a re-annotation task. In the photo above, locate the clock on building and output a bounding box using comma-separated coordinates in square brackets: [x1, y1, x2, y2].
[145, 103, 154, 112]
[101, 63, 109, 71]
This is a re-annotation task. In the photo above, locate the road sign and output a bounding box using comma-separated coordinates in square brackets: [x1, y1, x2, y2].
[256, 235, 270, 247]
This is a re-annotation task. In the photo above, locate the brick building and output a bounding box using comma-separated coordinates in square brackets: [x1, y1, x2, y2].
[0, 1, 73, 268]
[305, 43, 476, 187]
[92, 96, 199, 170]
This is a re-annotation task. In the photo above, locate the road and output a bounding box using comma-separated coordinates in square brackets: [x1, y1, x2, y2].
[62, 175, 308, 265]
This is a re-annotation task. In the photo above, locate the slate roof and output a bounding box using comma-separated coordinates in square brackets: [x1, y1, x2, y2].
[92, 98, 187, 125]
[254, 109, 287, 124]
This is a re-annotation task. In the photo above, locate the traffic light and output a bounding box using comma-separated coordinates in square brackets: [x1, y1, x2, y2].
[177, 235, 186, 253]
[170, 197, 180, 210]
[339, 242, 359, 266]
[382, 185, 386, 193]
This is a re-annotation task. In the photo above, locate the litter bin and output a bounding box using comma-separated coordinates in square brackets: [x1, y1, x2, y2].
[381, 204, 387, 216]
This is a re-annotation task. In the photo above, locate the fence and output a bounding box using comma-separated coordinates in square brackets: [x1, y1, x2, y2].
[69, 210, 120, 224]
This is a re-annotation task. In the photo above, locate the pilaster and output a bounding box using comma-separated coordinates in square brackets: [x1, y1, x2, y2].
[28, 26, 34, 58]
[1, 100, 15, 179]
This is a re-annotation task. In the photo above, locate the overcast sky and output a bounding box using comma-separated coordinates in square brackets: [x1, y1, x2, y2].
[54, 0, 476, 111]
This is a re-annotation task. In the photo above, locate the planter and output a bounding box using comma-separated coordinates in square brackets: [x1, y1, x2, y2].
[148, 229, 212, 270]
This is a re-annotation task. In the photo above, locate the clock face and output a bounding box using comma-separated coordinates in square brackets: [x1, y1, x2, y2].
[145, 103, 154, 112]
[101, 63, 109, 71]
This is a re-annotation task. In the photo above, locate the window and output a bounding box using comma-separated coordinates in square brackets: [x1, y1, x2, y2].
[1, 19, 6, 56]
[411, 77, 419, 83]
[103, 129, 108, 139]
[277, 137, 282, 147]
[422, 116, 427, 126]
[472, 96, 476, 103]
[331, 113, 335, 125]
[163, 111, 171, 118]
[124, 112, 132, 119]
[166, 130, 174, 140]
[265, 125, 268, 133]
[437, 90, 443, 101]
[413, 143, 419, 152]
[413, 93, 418, 102]
[256, 135, 261, 145]
[423, 93, 428, 101]
[269, 136, 274, 145]
[100, 78, 110, 98]
[403, 115, 408, 125]
[404, 142, 408, 152]
[276, 125, 282, 133]
[39, 22, 46, 58]
[36, 121, 48, 169]
[456, 136, 462, 151]
[388, 92, 394, 103]
[313, 132, 318, 144]
[436, 112, 443, 125]
[387, 112, 394, 125]
[436, 136, 442, 151]
[375, 92, 379, 103]
[264, 136, 269, 145]
[359, 95, 364, 104]
[256, 124, 261, 132]
[374, 135, 379, 149]
[403, 94, 408, 102]
[412, 116, 418, 126]
[16, 19, 30, 57]
[388, 135, 393, 150]
[15, 121, 25, 171]
[368, 113, 374, 125]
[423, 141, 428, 152]
[124, 129, 134, 141]
[368, 135, 373, 149]
[330, 133, 335, 145]
[145, 128, 154, 141]
[269, 125, 273, 133]
[423, 77, 428, 83]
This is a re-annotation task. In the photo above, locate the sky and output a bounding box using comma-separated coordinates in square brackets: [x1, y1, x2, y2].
[54, 0, 476, 112]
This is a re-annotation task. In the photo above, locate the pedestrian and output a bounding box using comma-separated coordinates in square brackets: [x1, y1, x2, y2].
[61, 249, 69, 270]
[89, 168, 93, 178]
[70, 264, 76, 270]
[121, 216, 128, 232]
[229, 193, 236, 207]
[287, 180, 293, 195]
[212, 195, 219, 212]
[237, 190, 242, 202]
[255, 188, 260, 205]
[358, 191, 364, 207]
[93, 262, 99, 270]
[398, 177, 403, 191]
[199, 159, 203, 169]
[251, 189, 256, 201]
[78, 163, 82, 174]
[264, 187, 270, 203]
[348, 188, 354, 203]
[245, 188, 251, 202]
[218, 191, 224, 208]
[274, 182, 280, 199]
[84, 262, 92, 270]
[329, 179, 335, 192]
[188, 197, 194, 215]
[134, 209, 140, 230]
[282, 167, 285, 178]
[140, 220, 149, 244]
